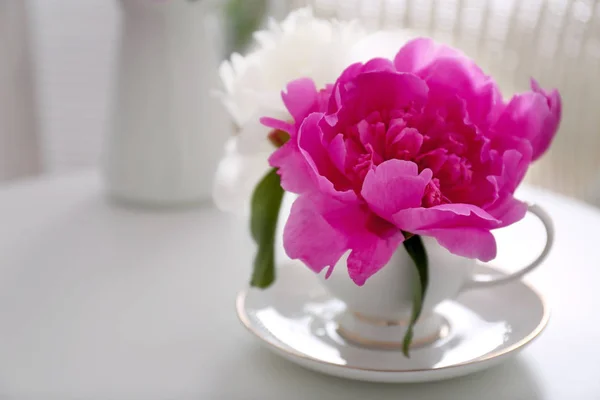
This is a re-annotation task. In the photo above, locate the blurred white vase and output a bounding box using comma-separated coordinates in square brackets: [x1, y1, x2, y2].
[0, 0, 40, 181]
[105, 0, 229, 207]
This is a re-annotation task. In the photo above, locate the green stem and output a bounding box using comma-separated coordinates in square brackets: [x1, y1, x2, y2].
[249, 168, 284, 289]
[402, 235, 429, 357]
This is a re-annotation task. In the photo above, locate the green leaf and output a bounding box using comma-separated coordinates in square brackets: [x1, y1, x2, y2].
[249, 168, 285, 289]
[402, 235, 429, 357]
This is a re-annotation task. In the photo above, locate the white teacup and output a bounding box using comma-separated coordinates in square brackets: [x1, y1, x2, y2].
[320, 204, 554, 349]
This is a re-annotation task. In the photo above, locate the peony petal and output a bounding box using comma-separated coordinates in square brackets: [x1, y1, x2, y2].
[361, 57, 396, 73]
[420, 228, 497, 261]
[361, 159, 432, 221]
[327, 62, 363, 113]
[393, 38, 459, 73]
[418, 58, 502, 126]
[530, 79, 561, 160]
[269, 143, 314, 194]
[501, 148, 533, 193]
[218, 7, 368, 132]
[346, 227, 405, 286]
[394, 38, 502, 126]
[268, 121, 317, 195]
[260, 116, 294, 134]
[492, 91, 554, 161]
[218, 59, 236, 94]
[297, 114, 357, 202]
[327, 57, 400, 115]
[393, 203, 501, 232]
[328, 133, 347, 175]
[485, 195, 528, 228]
[267, 113, 321, 195]
[284, 192, 404, 284]
[283, 194, 349, 274]
[334, 71, 428, 123]
[281, 78, 320, 124]
[353, 71, 429, 111]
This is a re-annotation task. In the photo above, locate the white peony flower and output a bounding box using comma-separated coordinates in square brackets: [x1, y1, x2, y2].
[213, 7, 367, 215]
[213, 6, 413, 215]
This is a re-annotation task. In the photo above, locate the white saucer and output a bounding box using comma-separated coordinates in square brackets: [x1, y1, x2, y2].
[236, 262, 549, 383]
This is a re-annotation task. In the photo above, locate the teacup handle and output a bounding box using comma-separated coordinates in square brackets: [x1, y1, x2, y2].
[462, 204, 554, 290]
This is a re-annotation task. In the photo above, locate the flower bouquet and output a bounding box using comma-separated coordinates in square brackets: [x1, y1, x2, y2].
[215, 8, 561, 357]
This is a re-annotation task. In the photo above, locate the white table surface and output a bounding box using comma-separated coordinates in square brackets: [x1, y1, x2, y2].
[0, 171, 598, 400]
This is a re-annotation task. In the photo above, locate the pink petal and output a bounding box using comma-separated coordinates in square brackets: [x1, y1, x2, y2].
[422, 228, 497, 261]
[348, 71, 429, 114]
[492, 91, 553, 161]
[347, 228, 405, 286]
[283, 194, 349, 274]
[337, 62, 364, 84]
[501, 148, 532, 193]
[416, 149, 448, 174]
[361, 57, 396, 73]
[327, 72, 428, 133]
[393, 38, 459, 74]
[361, 159, 432, 221]
[283, 192, 402, 283]
[269, 139, 315, 194]
[419, 58, 502, 127]
[530, 79, 561, 160]
[392, 203, 500, 232]
[394, 38, 503, 126]
[328, 62, 364, 113]
[282, 78, 319, 124]
[450, 174, 499, 208]
[327, 134, 347, 175]
[485, 195, 528, 228]
[268, 114, 325, 194]
[260, 117, 294, 133]
[297, 114, 357, 203]
[329, 58, 395, 109]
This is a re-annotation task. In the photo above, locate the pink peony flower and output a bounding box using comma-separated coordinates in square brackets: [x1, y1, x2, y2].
[263, 38, 561, 286]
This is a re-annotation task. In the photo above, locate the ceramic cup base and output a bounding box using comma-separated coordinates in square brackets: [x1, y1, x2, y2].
[336, 311, 450, 351]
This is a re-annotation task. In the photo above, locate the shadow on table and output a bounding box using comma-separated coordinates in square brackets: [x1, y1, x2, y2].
[222, 346, 544, 400]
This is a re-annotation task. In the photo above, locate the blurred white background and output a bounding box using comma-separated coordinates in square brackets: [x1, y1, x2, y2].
[28, 0, 119, 173]
[3, 0, 600, 204]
